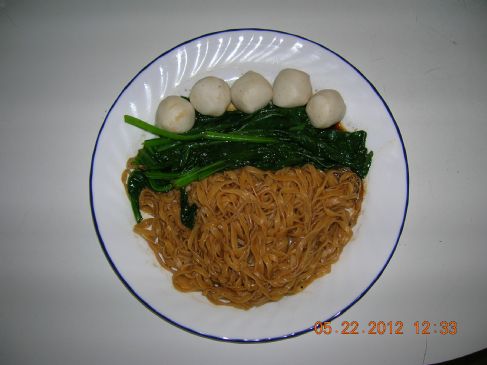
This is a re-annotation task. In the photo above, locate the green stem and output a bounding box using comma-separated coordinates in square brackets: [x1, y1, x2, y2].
[173, 161, 227, 187]
[124, 115, 197, 140]
[144, 171, 181, 179]
[202, 131, 275, 143]
[147, 179, 173, 192]
[125, 115, 276, 143]
[143, 137, 174, 148]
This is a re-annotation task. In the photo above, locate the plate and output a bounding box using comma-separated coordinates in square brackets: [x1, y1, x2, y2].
[90, 29, 409, 342]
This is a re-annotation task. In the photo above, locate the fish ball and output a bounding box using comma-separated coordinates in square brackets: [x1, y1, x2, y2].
[231, 71, 273, 114]
[306, 89, 346, 128]
[190, 76, 231, 117]
[273, 68, 312, 107]
[155, 95, 195, 133]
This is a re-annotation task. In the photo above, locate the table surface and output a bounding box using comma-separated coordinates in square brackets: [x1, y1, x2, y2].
[1, 0, 486, 364]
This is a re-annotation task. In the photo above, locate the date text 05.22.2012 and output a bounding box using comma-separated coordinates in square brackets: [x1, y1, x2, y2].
[314, 321, 458, 335]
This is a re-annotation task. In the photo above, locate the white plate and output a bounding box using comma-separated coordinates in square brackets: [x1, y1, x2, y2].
[90, 29, 409, 342]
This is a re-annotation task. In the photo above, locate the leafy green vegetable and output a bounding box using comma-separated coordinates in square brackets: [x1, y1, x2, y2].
[179, 188, 197, 229]
[124, 104, 373, 228]
[124, 115, 276, 143]
[127, 170, 148, 223]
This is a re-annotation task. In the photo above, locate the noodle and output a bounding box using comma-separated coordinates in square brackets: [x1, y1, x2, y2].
[128, 164, 363, 309]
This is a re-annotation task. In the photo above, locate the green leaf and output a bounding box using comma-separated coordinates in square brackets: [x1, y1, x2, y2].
[123, 104, 373, 226]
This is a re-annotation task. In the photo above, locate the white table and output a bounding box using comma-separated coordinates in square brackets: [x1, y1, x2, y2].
[1, 0, 486, 364]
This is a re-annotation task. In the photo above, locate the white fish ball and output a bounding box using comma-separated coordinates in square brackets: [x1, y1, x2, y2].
[155, 95, 195, 133]
[230, 71, 273, 114]
[189, 76, 231, 117]
[306, 89, 346, 129]
[272, 68, 312, 107]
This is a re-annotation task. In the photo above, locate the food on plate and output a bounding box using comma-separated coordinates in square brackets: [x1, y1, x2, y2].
[230, 71, 273, 113]
[272, 68, 313, 108]
[123, 104, 371, 225]
[189, 76, 231, 117]
[133, 165, 363, 309]
[122, 69, 372, 309]
[306, 89, 346, 129]
[155, 95, 195, 133]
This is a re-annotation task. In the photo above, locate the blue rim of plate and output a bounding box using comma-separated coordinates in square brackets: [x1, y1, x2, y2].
[89, 28, 410, 343]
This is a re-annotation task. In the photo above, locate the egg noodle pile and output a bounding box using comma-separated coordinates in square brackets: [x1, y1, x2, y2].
[125, 164, 363, 309]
